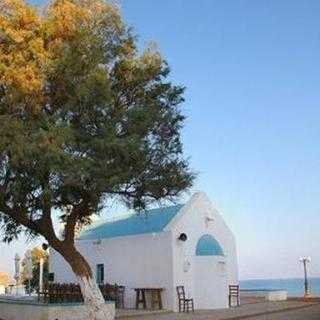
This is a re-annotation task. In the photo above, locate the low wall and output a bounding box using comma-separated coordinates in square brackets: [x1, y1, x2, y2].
[241, 290, 288, 302]
[0, 298, 115, 320]
[267, 290, 287, 301]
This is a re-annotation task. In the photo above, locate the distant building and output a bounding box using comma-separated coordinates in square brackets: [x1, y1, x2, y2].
[50, 192, 238, 311]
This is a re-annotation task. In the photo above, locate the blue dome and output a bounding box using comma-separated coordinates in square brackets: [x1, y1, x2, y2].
[196, 234, 224, 256]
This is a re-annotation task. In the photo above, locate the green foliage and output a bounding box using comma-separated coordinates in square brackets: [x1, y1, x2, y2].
[0, 0, 194, 245]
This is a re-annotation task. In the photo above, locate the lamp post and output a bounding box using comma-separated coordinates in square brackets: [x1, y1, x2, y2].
[25, 250, 33, 296]
[14, 254, 21, 285]
[40, 243, 49, 292]
[14, 254, 21, 295]
[299, 257, 311, 298]
[39, 258, 44, 293]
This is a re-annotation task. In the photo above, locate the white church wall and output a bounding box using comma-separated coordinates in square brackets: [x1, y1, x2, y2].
[168, 192, 238, 311]
[194, 256, 228, 309]
[50, 231, 175, 310]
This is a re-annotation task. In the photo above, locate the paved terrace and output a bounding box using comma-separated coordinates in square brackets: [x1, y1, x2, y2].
[116, 299, 320, 320]
[1, 297, 319, 320]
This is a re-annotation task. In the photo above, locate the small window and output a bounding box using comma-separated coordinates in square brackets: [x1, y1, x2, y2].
[96, 264, 104, 284]
[48, 272, 55, 282]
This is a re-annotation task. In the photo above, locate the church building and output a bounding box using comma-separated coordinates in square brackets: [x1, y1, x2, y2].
[50, 192, 238, 311]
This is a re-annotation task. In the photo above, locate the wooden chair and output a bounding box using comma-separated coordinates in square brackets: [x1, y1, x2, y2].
[99, 283, 125, 308]
[70, 283, 83, 303]
[116, 285, 125, 309]
[228, 285, 240, 307]
[176, 286, 194, 313]
[39, 282, 83, 304]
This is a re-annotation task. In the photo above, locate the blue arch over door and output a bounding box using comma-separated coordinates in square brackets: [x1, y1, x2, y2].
[196, 234, 224, 256]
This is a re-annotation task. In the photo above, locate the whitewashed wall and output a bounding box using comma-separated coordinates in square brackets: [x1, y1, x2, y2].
[167, 192, 238, 311]
[194, 256, 228, 309]
[50, 231, 175, 310]
[0, 300, 114, 320]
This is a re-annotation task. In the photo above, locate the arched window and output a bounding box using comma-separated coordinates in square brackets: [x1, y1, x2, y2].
[196, 234, 224, 256]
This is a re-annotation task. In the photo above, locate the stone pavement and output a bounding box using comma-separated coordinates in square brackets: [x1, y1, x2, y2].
[117, 300, 320, 320]
[240, 304, 320, 320]
[1, 300, 318, 320]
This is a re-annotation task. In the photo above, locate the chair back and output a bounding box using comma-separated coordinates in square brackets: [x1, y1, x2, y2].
[229, 285, 239, 296]
[176, 286, 186, 300]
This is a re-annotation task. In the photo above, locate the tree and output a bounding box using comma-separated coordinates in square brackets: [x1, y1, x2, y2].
[21, 246, 49, 292]
[0, 272, 11, 286]
[0, 0, 194, 319]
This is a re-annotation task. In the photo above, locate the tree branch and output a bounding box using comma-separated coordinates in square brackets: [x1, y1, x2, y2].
[0, 200, 61, 248]
[64, 199, 89, 244]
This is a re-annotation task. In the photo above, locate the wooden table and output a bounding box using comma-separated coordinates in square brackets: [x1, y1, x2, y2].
[134, 288, 164, 310]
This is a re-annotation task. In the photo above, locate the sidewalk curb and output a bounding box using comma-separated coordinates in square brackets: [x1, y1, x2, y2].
[222, 302, 320, 320]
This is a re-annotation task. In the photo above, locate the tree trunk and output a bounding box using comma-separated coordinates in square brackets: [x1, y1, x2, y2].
[77, 275, 114, 320]
[57, 244, 114, 320]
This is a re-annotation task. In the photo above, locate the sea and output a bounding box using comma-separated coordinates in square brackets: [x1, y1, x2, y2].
[240, 278, 320, 297]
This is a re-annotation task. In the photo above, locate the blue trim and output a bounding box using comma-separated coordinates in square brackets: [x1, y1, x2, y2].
[78, 204, 183, 240]
[196, 234, 224, 256]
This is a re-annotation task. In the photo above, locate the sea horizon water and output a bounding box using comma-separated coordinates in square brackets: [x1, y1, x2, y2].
[240, 277, 320, 297]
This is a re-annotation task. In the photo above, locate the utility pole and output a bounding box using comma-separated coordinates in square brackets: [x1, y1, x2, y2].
[299, 257, 311, 298]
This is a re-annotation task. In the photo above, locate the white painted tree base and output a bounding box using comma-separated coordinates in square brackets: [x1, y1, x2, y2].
[50, 303, 115, 320]
[78, 276, 114, 320]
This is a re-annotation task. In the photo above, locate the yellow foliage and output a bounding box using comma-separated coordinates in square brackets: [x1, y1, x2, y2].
[0, 271, 11, 285]
[30, 246, 48, 264]
[0, 0, 122, 110]
[0, 0, 46, 112]
[0, 0, 161, 115]
[46, 0, 89, 41]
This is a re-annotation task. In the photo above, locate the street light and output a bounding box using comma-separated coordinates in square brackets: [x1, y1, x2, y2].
[299, 257, 311, 298]
[14, 254, 21, 283]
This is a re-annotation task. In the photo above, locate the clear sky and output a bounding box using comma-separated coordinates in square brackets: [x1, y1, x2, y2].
[1, 0, 320, 280]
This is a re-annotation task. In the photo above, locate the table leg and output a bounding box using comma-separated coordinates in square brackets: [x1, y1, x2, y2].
[142, 290, 147, 309]
[157, 290, 163, 310]
[135, 290, 140, 309]
[151, 291, 156, 309]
